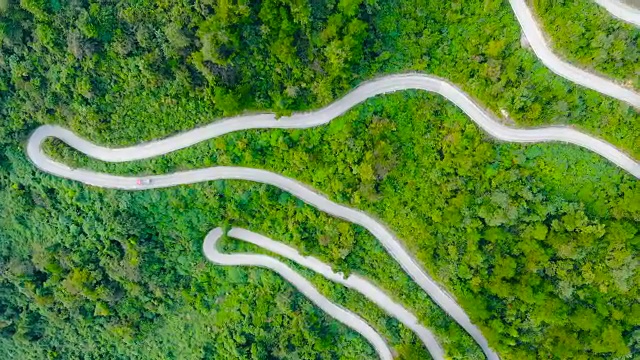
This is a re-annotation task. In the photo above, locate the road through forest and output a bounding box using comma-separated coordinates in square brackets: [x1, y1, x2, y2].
[28, 75, 639, 360]
[204, 228, 443, 360]
[25, 3, 640, 360]
[593, 0, 640, 26]
[509, 0, 640, 107]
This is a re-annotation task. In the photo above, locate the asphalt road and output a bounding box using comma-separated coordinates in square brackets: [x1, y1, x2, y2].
[594, 0, 640, 26]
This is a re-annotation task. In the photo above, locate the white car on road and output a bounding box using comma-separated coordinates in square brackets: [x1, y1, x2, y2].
[136, 178, 152, 185]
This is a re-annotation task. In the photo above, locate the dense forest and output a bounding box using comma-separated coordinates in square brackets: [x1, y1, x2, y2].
[1, 0, 639, 359]
[2, 0, 640, 154]
[531, 0, 639, 87]
[44, 92, 640, 359]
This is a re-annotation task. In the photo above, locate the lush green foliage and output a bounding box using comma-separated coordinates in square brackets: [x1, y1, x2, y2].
[1, 0, 639, 359]
[532, 0, 640, 87]
[1, 0, 639, 155]
[46, 92, 640, 359]
[0, 164, 410, 359]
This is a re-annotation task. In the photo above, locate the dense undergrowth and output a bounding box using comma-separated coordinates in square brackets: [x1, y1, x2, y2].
[1, 0, 639, 359]
[531, 0, 639, 88]
[44, 92, 640, 359]
[2, 0, 640, 155]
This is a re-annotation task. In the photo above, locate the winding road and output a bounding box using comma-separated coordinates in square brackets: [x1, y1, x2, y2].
[509, 0, 640, 108]
[27, 75, 640, 360]
[28, 75, 640, 181]
[24, 2, 640, 359]
[593, 0, 640, 26]
[203, 228, 395, 360]
[204, 228, 445, 360]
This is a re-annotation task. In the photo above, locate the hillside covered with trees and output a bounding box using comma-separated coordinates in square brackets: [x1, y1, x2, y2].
[531, 0, 639, 88]
[1, 0, 638, 359]
[2, 0, 640, 154]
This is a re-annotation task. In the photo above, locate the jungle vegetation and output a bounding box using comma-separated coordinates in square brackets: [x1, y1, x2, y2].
[43, 91, 640, 359]
[531, 0, 639, 88]
[1, 0, 638, 359]
[2, 0, 640, 155]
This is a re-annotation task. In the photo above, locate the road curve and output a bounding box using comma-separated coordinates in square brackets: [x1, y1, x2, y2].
[27, 72, 640, 360]
[28, 74, 640, 179]
[224, 227, 445, 359]
[593, 0, 640, 27]
[203, 228, 394, 360]
[509, 0, 640, 108]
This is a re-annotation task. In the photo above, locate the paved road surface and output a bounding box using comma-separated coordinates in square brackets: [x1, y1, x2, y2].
[594, 0, 640, 26]
[204, 228, 447, 359]
[219, 228, 446, 359]
[203, 228, 395, 360]
[29, 75, 640, 180]
[21, 0, 640, 357]
[28, 73, 640, 360]
[509, 0, 640, 108]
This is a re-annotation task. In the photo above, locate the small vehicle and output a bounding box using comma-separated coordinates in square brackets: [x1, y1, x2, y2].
[136, 178, 152, 185]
